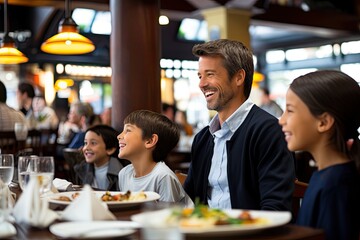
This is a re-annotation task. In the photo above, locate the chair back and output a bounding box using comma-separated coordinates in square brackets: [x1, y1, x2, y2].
[63, 148, 85, 184]
[27, 129, 42, 155]
[165, 150, 191, 173]
[292, 179, 308, 221]
[175, 170, 187, 186]
[0, 131, 25, 154]
[40, 128, 58, 156]
[22, 128, 59, 156]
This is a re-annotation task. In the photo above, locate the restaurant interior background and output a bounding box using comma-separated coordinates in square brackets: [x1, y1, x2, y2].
[1, 0, 360, 130]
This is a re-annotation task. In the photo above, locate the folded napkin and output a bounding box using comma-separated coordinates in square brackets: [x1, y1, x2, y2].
[0, 222, 16, 238]
[61, 185, 116, 221]
[12, 178, 59, 228]
[52, 178, 73, 192]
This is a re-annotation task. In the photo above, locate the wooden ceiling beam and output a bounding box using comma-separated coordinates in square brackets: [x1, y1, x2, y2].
[213, 0, 230, 5]
[1, 0, 359, 33]
[160, 0, 197, 12]
[0, 0, 109, 11]
[252, 4, 360, 32]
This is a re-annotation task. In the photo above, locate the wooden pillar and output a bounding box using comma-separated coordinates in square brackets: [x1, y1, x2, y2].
[110, 0, 161, 131]
[201, 7, 251, 50]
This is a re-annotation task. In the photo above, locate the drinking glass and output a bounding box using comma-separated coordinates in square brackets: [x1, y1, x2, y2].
[18, 156, 54, 195]
[14, 122, 28, 141]
[0, 154, 14, 186]
[0, 180, 12, 222]
[140, 202, 184, 240]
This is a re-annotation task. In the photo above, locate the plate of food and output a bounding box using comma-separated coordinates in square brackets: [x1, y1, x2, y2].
[47, 190, 160, 208]
[131, 203, 291, 236]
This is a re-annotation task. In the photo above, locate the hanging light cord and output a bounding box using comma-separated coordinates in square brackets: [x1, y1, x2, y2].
[0, 0, 29, 64]
[65, 0, 70, 19]
[4, 0, 8, 33]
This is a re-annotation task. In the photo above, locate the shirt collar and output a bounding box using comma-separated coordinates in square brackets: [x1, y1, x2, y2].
[209, 98, 254, 135]
[94, 161, 109, 170]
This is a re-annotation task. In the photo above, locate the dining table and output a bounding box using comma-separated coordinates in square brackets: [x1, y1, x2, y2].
[7, 183, 325, 240]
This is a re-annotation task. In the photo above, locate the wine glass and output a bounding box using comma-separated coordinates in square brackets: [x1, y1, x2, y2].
[0, 154, 14, 186]
[139, 202, 184, 240]
[14, 122, 28, 141]
[0, 155, 14, 224]
[18, 156, 54, 195]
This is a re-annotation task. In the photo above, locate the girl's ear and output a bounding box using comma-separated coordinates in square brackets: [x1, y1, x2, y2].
[106, 147, 116, 156]
[317, 112, 334, 133]
[145, 134, 158, 149]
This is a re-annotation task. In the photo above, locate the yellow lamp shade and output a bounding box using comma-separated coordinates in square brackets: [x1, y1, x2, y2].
[41, 31, 95, 55]
[41, 0, 95, 55]
[0, 0, 29, 64]
[0, 43, 28, 64]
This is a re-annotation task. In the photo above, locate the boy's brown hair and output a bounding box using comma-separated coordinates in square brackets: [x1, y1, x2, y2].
[124, 110, 180, 162]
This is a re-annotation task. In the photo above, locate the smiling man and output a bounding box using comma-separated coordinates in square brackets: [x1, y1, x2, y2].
[183, 39, 295, 211]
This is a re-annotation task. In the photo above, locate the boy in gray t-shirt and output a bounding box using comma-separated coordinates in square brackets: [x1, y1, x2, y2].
[117, 110, 193, 207]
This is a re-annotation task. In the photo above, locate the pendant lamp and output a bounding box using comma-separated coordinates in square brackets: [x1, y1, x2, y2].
[41, 0, 95, 55]
[0, 0, 28, 64]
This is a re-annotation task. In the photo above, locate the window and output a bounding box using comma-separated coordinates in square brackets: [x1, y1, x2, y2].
[72, 9, 96, 33]
[341, 63, 360, 84]
[177, 18, 207, 42]
[285, 45, 332, 62]
[91, 11, 111, 35]
[72, 8, 111, 35]
[341, 40, 360, 55]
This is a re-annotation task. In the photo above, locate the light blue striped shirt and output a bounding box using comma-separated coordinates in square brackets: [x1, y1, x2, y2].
[207, 99, 254, 209]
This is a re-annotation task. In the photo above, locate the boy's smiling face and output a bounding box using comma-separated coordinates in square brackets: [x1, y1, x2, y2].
[83, 131, 113, 167]
[117, 123, 147, 161]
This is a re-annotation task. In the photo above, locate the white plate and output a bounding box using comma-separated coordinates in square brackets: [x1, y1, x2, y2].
[47, 191, 160, 208]
[131, 209, 291, 236]
[50, 221, 139, 239]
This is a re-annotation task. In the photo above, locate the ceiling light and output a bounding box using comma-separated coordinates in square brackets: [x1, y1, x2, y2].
[41, 0, 95, 55]
[55, 78, 74, 90]
[159, 15, 169, 25]
[0, 0, 28, 64]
